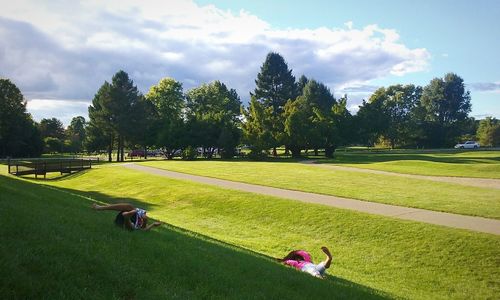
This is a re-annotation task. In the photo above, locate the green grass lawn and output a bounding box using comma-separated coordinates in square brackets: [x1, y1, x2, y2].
[3, 166, 499, 299]
[137, 160, 500, 219]
[324, 150, 500, 179]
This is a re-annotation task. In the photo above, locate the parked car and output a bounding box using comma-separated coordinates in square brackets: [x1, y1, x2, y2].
[454, 141, 480, 149]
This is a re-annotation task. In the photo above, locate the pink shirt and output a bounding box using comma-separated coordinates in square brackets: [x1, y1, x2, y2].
[284, 250, 312, 270]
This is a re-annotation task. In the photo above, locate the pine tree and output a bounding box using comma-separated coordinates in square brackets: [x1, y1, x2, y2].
[252, 52, 296, 156]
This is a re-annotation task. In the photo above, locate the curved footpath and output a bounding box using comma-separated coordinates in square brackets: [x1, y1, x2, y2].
[300, 160, 500, 189]
[123, 163, 500, 236]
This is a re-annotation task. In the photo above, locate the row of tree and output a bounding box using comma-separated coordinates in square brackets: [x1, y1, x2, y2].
[1, 52, 499, 159]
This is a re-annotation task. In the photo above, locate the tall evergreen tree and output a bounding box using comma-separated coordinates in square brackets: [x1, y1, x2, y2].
[88, 81, 114, 161]
[252, 52, 296, 156]
[88, 71, 142, 161]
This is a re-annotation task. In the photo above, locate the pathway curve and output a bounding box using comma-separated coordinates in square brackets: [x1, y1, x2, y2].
[123, 163, 500, 235]
[300, 160, 500, 190]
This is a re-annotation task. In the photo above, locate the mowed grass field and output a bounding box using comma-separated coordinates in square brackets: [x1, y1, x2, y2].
[138, 159, 500, 219]
[2, 165, 499, 299]
[324, 150, 500, 179]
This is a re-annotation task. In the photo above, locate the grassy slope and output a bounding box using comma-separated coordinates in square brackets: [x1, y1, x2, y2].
[325, 151, 500, 179]
[138, 160, 500, 219]
[0, 174, 383, 300]
[7, 166, 499, 299]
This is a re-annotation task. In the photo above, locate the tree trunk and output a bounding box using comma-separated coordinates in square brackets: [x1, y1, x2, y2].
[290, 146, 301, 158]
[116, 135, 121, 162]
[314, 148, 318, 156]
[284, 146, 290, 156]
[325, 146, 335, 158]
[120, 138, 124, 162]
[108, 135, 114, 162]
[144, 145, 147, 159]
[272, 147, 277, 157]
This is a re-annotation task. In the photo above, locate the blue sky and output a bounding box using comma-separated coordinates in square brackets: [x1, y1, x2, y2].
[195, 0, 500, 117]
[0, 0, 498, 125]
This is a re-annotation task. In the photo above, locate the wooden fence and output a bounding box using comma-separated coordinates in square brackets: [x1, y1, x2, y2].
[7, 158, 97, 179]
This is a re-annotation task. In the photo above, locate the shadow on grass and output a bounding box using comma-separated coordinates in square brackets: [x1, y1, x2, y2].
[1, 174, 393, 299]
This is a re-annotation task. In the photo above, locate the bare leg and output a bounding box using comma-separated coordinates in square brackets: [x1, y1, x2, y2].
[320, 246, 333, 269]
[92, 203, 135, 212]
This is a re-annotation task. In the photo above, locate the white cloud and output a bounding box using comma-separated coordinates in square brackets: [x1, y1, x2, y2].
[26, 99, 91, 126]
[467, 82, 500, 93]
[1, 0, 430, 113]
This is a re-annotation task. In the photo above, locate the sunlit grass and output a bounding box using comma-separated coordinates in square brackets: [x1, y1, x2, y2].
[325, 150, 500, 178]
[5, 166, 498, 299]
[138, 160, 500, 219]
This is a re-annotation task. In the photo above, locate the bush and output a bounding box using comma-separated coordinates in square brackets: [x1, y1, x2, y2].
[247, 149, 268, 161]
[182, 146, 197, 160]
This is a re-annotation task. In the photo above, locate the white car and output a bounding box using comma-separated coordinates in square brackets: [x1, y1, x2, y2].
[454, 141, 480, 149]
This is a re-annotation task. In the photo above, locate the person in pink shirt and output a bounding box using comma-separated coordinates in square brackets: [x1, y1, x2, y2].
[278, 246, 332, 278]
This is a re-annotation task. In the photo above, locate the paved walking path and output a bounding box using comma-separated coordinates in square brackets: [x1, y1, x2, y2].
[124, 163, 500, 235]
[300, 160, 500, 189]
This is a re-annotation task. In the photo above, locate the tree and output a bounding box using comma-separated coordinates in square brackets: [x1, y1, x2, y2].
[283, 97, 311, 158]
[44, 137, 63, 153]
[186, 81, 241, 158]
[252, 52, 296, 156]
[420, 73, 472, 147]
[477, 117, 500, 147]
[65, 116, 86, 153]
[241, 97, 274, 159]
[88, 81, 114, 161]
[87, 71, 143, 162]
[328, 95, 353, 157]
[146, 77, 185, 159]
[357, 85, 422, 148]
[39, 118, 65, 140]
[0, 78, 43, 158]
[109, 71, 143, 161]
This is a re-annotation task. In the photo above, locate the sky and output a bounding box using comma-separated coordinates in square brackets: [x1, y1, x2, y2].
[0, 0, 499, 126]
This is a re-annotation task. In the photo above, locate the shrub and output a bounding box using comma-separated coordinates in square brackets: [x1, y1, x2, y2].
[182, 146, 197, 160]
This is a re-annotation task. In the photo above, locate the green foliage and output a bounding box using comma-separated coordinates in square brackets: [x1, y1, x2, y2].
[38, 117, 65, 140]
[420, 73, 472, 147]
[477, 117, 500, 147]
[284, 97, 310, 158]
[44, 136, 63, 153]
[181, 145, 197, 160]
[146, 77, 184, 158]
[356, 85, 422, 148]
[241, 97, 274, 159]
[87, 71, 143, 161]
[186, 81, 241, 158]
[0, 78, 43, 158]
[283, 79, 351, 158]
[253, 52, 297, 115]
[65, 116, 86, 153]
[253, 52, 297, 154]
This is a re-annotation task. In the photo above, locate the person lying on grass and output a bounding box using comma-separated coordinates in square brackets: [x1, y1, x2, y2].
[278, 246, 333, 278]
[92, 203, 162, 231]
